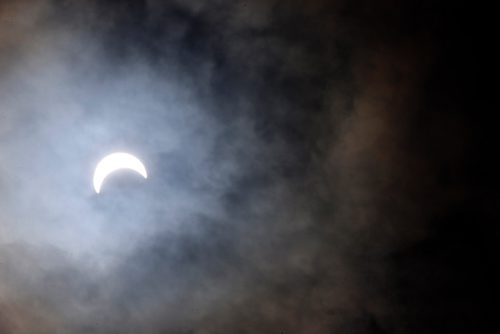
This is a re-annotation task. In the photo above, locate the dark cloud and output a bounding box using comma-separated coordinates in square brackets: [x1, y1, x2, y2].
[0, 0, 495, 333]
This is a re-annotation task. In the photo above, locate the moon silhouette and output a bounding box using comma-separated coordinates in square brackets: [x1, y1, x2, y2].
[93, 152, 148, 194]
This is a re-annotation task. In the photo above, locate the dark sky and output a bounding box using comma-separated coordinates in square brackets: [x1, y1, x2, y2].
[0, 1, 496, 333]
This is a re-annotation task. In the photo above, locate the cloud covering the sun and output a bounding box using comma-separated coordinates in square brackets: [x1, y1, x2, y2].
[0, 1, 475, 333]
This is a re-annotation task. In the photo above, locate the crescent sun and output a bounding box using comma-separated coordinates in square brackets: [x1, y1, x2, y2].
[93, 152, 148, 194]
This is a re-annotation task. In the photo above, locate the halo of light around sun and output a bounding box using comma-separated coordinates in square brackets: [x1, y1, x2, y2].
[93, 152, 148, 193]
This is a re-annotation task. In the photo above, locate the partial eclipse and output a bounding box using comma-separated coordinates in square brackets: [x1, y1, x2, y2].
[93, 152, 147, 194]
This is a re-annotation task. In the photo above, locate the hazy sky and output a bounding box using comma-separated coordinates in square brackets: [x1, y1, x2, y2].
[0, 1, 495, 333]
